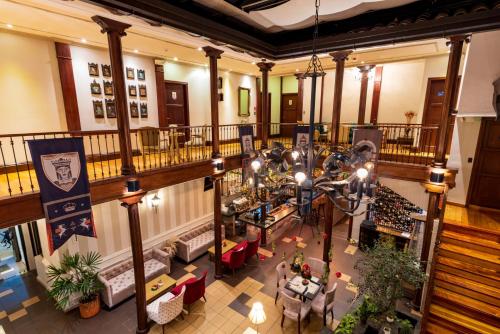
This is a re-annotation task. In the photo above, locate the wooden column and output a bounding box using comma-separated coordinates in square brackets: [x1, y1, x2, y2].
[319, 74, 325, 123]
[55, 42, 81, 131]
[92, 16, 135, 175]
[212, 174, 224, 279]
[154, 60, 168, 128]
[203, 46, 224, 158]
[322, 199, 334, 263]
[329, 51, 352, 144]
[119, 190, 148, 334]
[370, 66, 383, 124]
[257, 62, 275, 149]
[433, 35, 469, 168]
[357, 65, 375, 125]
[256, 77, 262, 139]
[294, 73, 305, 122]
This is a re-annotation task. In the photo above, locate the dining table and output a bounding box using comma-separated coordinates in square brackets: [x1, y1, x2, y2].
[284, 274, 324, 302]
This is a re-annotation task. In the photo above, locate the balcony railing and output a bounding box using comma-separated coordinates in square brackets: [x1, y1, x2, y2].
[0, 122, 438, 198]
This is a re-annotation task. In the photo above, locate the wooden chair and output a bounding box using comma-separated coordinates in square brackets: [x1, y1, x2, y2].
[138, 127, 161, 168]
[281, 292, 311, 334]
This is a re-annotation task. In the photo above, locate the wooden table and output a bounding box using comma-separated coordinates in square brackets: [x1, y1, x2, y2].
[285, 275, 324, 302]
[208, 239, 237, 261]
[145, 274, 177, 303]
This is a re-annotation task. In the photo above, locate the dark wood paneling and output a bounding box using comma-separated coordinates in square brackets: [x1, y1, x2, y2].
[55, 42, 81, 131]
[155, 63, 168, 128]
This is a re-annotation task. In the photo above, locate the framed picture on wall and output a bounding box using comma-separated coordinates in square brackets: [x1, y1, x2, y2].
[93, 100, 104, 118]
[126, 67, 135, 80]
[139, 85, 147, 97]
[88, 63, 99, 76]
[103, 81, 113, 96]
[105, 99, 116, 118]
[218, 77, 223, 89]
[137, 69, 145, 81]
[130, 101, 139, 118]
[140, 103, 148, 118]
[218, 93, 224, 101]
[128, 85, 137, 97]
[102, 64, 112, 77]
[90, 80, 101, 95]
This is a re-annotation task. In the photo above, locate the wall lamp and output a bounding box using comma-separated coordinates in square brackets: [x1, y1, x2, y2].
[151, 193, 160, 213]
[213, 158, 224, 173]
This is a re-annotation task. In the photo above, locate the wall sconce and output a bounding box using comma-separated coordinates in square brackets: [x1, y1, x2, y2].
[213, 158, 224, 173]
[151, 193, 160, 213]
[430, 168, 445, 184]
[354, 65, 375, 81]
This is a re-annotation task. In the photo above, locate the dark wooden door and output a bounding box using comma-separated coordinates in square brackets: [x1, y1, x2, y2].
[164, 82, 189, 126]
[420, 78, 458, 155]
[280, 93, 299, 137]
[469, 118, 500, 209]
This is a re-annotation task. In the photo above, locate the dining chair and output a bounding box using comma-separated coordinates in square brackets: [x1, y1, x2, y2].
[280, 292, 311, 334]
[147, 286, 186, 334]
[311, 282, 337, 326]
[307, 256, 327, 278]
[221, 243, 247, 276]
[171, 270, 208, 313]
[244, 232, 261, 263]
[275, 261, 295, 304]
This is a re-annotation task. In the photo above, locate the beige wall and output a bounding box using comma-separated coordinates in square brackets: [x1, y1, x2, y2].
[0, 32, 66, 134]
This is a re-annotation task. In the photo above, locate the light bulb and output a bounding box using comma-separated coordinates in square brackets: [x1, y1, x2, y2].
[295, 172, 306, 185]
[251, 160, 261, 172]
[291, 151, 299, 160]
[365, 162, 374, 170]
[356, 168, 368, 180]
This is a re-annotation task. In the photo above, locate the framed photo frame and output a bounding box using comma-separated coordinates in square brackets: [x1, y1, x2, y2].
[218, 93, 224, 101]
[105, 99, 116, 118]
[140, 103, 148, 118]
[128, 85, 137, 97]
[88, 63, 99, 76]
[139, 85, 147, 97]
[102, 64, 112, 77]
[103, 81, 113, 96]
[93, 100, 104, 118]
[126, 67, 135, 80]
[137, 69, 145, 81]
[218, 77, 223, 89]
[90, 80, 101, 95]
[130, 101, 139, 118]
[238, 87, 250, 117]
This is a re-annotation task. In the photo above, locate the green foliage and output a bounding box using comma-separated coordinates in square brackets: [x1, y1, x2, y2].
[355, 296, 378, 323]
[354, 237, 425, 313]
[47, 251, 104, 310]
[334, 313, 359, 334]
[398, 319, 414, 334]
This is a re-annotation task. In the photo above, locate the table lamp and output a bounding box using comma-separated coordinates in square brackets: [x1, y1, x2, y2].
[248, 302, 266, 333]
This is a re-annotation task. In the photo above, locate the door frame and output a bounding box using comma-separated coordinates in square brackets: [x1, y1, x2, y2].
[161, 80, 190, 127]
[420, 77, 445, 127]
[280, 92, 300, 123]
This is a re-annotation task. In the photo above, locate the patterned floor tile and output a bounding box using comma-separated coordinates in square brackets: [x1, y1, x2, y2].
[295, 236, 304, 242]
[177, 273, 196, 285]
[344, 245, 358, 255]
[338, 273, 351, 283]
[346, 282, 359, 295]
[8, 308, 27, 322]
[184, 264, 197, 273]
[257, 248, 273, 258]
[282, 237, 292, 243]
[21, 296, 40, 308]
[297, 242, 307, 249]
[0, 311, 6, 320]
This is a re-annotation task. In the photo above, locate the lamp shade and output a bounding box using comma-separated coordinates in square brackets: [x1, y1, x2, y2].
[249, 302, 266, 325]
[430, 168, 445, 183]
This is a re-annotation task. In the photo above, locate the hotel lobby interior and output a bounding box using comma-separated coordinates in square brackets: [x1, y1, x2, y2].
[0, 0, 499, 333]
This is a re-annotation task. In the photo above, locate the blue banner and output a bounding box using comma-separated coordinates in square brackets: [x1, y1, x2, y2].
[28, 138, 96, 254]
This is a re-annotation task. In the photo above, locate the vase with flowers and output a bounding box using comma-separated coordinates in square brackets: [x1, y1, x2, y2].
[301, 263, 311, 279]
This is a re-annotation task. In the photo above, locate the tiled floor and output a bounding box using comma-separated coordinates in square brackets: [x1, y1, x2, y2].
[0, 219, 362, 334]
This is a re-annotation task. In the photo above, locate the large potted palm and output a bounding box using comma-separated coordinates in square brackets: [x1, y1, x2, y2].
[47, 251, 104, 318]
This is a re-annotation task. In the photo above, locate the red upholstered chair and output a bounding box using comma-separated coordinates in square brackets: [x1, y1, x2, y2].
[221, 243, 247, 276]
[244, 233, 260, 263]
[171, 270, 207, 313]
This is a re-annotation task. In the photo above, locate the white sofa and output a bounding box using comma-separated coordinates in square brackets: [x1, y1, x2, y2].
[176, 222, 225, 263]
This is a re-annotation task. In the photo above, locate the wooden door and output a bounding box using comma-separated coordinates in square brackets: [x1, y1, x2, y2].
[420, 78, 459, 154]
[280, 93, 299, 137]
[468, 118, 500, 209]
[164, 81, 189, 126]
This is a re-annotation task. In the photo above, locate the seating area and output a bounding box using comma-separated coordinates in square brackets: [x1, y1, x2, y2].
[176, 222, 225, 263]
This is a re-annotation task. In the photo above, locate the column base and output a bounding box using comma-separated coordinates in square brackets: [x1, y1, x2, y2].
[136, 326, 149, 334]
[214, 273, 223, 280]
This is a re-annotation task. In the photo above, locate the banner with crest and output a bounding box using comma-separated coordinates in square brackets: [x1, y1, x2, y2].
[28, 138, 96, 254]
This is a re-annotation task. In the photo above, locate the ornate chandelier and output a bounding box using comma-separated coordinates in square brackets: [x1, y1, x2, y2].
[248, 0, 375, 218]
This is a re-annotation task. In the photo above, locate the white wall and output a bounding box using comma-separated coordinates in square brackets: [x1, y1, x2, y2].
[71, 45, 159, 131]
[0, 32, 66, 134]
[163, 62, 257, 127]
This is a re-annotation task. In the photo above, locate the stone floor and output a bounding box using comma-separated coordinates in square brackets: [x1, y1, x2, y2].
[0, 219, 364, 334]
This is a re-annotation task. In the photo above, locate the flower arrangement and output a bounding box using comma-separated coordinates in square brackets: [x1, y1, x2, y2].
[301, 263, 311, 279]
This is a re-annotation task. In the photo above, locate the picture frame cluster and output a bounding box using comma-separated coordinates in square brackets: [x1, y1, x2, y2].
[126, 67, 148, 118]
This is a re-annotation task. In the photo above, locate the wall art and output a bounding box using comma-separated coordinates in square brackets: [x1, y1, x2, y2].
[139, 84, 147, 97]
[90, 80, 101, 95]
[128, 85, 137, 97]
[140, 103, 148, 118]
[130, 101, 139, 118]
[88, 63, 99, 76]
[126, 67, 135, 80]
[103, 81, 113, 96]
[105, 99, 116, 118]
[93, 100, 104, 118]
[102, 64, 112, 77]
[137, 69, 145, 81]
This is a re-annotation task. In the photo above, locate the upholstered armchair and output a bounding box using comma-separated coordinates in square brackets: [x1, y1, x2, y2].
[307, 256, 326, 279]
[280, 293, 311, 334]
[147, 286, 186, 334]
[244, 233, 260, 263]
[171, 270, 208, 313]
[275, 261, 295, 304]
[311, 282, 337, 326]
[221, 243, 247, 276]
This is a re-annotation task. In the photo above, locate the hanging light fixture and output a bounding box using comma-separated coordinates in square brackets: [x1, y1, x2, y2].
[248, 0, 374, 218]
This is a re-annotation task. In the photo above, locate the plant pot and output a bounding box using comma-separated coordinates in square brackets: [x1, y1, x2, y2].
[383, 326, 391, 334]
[79, 295, 100, 319]
[386, 316, 395, 323]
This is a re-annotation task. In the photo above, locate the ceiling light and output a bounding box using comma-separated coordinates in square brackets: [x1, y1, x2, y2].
[6, 23, 13, 29]
[295, 69, 299, 72]
[197, 47, 202, 51]
[204, 64, 208, 67]
[361, 61, 365, 64]
[251, 61, 256, 65]
[134, 49, 139, 53]
[80, 38, 87, 43]
[173, 57, 178, 61]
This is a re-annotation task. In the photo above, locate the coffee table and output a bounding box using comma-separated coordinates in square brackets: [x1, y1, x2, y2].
[208, 239, 237, 261]
[146, 274, 177, 303]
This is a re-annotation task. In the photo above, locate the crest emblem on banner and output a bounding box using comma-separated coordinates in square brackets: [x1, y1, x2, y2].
[41, 153, 80, 192]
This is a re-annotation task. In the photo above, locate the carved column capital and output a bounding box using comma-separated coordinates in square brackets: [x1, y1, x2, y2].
[330, 50, 353, 63]
[446, 34, 471, 46]
[92, 16, 131, 36]
[294, 72, 305, 80]
[202, 46, 224, 59]
[357, 64, 376, 73]
[257, 62, 275, 73]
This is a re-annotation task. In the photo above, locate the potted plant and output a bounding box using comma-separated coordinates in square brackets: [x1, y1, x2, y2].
[334, 313, 358, 334]
[48, 251, 104, 318]
[163, 236, 178, 258]
[398, 319, 413, 334]
[354, 237, 425, 314]
[356, 296, 378, 325]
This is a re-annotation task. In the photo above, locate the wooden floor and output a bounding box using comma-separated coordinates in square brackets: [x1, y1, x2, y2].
[444, 204, 500, 231]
